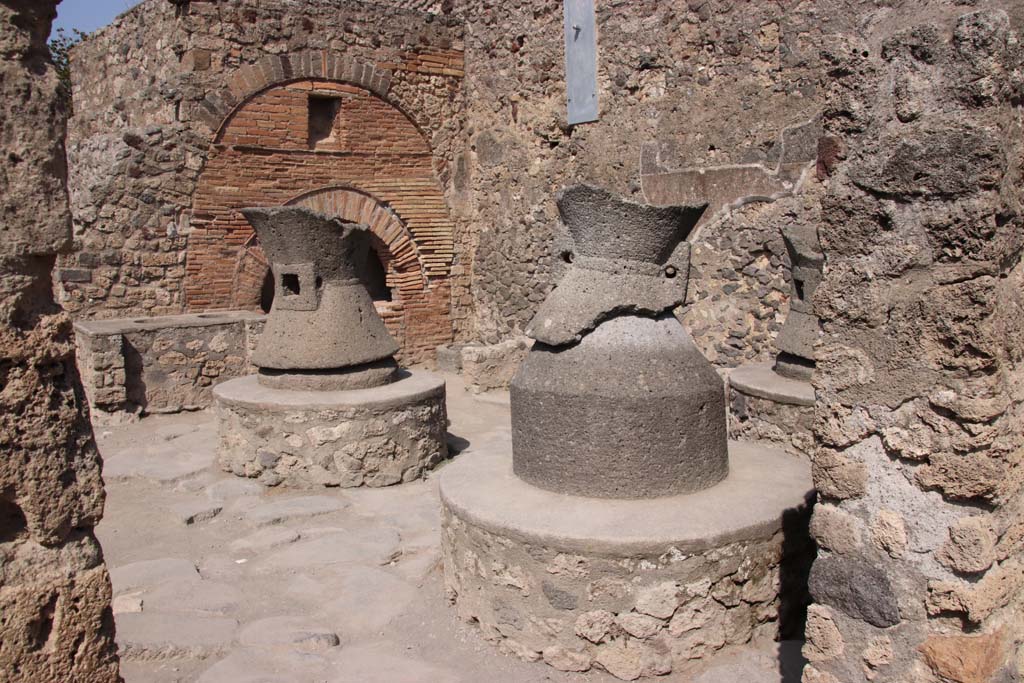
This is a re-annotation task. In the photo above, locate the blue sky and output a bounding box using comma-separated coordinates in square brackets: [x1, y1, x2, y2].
[52, 0, 143, 39]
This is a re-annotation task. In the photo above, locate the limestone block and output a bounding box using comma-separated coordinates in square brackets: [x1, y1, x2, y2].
[459, 337, 530, 393]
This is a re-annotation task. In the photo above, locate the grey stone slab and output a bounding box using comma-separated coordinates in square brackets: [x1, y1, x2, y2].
[109, 558, 199, 595]
[104, 423, 218, 483]
[229, 527, 301, 555]
[213, 369, 445, 412]
[204, 478, 265, 501]
[170, 499, 223, 526]
[729, 362, 815, 407]
[143, 579, 243, 616]
[196, 647, 334, 683]
[104, 447, 216, 483]
[440, 440, 813, 556]
[256, 527, 402, 572]
[322, 567, 418, 632]
[74, 310, 264, 337]
[326, 642, 462, 683]
[116, 613, 238, 660]
[236, 616, 340, 651]
[243, 495, 348, 526]
[112, 592, 144, 615]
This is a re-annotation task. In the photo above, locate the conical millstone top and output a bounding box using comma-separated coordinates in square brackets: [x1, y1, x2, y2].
[525, 185, 707, 346]
[241, 206, 398, 386]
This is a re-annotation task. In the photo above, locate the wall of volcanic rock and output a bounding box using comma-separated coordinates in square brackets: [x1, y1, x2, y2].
[0, 0, 119, 680]
[804, 8, 1024, 682]
[62, 0, 464, 362]
[448, 0, 845, 364]
[450, 0, 1024, 371]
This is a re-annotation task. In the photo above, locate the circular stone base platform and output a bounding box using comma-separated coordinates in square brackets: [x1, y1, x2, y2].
[439, 441, 813, 680]
[214, 370, 446, 488]
[728, 362, 815, 456]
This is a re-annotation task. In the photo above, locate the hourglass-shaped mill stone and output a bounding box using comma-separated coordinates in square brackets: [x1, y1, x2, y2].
[241, 206, 399, 391]
[773, 223, 824, 382]
[212, 206, 447, 488]
[438, 186, 814, 679]
[511, 185, 729, 499]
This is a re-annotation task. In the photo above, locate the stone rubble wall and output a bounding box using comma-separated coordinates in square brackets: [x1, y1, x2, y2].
[441, 507, 787, 680]
[448, 0, 853, 368]
[728, 390, 815, 458]
[216, 376, 448, 488]
[435, 337, 532, 393]
[75, 311, 265, 422]
[0, 1, 119, 680]
[805, 8, 1024, 683]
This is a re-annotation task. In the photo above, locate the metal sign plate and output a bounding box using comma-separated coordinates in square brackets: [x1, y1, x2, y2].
[563, 0, 598, 125]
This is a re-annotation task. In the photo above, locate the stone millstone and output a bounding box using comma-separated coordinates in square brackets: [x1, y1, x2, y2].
[241, 206, 398, 375]
[527, 185, 706, 346]
[773, 224, 823, 378]
[512, 315, 729, 498]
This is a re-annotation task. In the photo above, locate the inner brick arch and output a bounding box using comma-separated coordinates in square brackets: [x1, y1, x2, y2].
[186, 64, 456, 362]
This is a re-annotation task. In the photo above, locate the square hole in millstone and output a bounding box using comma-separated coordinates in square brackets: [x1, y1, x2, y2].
[281, 273, 301, 296]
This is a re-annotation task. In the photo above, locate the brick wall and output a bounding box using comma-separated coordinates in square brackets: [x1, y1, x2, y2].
[187, 79, 454, 362]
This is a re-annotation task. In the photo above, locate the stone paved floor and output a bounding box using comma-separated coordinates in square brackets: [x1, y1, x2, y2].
[95, 372, 806, 682]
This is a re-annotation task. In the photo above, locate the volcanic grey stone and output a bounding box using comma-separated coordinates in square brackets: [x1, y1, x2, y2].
[109, 558, 199, 594]
[526, 185, 706, 346]
[240, 206, 398, 373]
[237, 616, 340, 651]
[809, 555, 901, 627]
[115, 613, 238, 660]
[170, 499, 224, 526]
[773, 223, 823, 378]
[512, 314, 728, 499]
[256, 357, 399, 391]
[243, 495, 347, 526]
[729, 362, 815, 407]
[441, 440, 811, 555]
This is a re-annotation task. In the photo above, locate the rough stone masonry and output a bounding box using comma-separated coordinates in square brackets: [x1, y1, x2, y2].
[805, 9, 1024, 683]
[0, 1, 119, 680]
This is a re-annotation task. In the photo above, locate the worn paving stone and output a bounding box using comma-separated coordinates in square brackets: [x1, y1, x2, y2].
[236, 616, 341, 651]
[170, 498, 223, 525]
[256, 527, 402, 572]
[116, 613, 238, 660]
[112, 592, 144, 615]
[204, 477, 265, 501]
[110, 558, 199, 595]
[104, 446, 216, 483]
[104, 422, 218, 482]
[243, 495, 348, 526]
[322, 567, 419, 633]
[143, 579, 243, 616]
[229, 527, 301, 555]
[326, 641, 462, 682]
[196, 647, 333, 683]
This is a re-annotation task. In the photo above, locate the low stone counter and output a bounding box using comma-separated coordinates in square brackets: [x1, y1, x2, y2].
[214, 370, 447, 488]
[440, 440, 814, 680]
[74, 310, 265, 423]
[727, 362, 815, 457]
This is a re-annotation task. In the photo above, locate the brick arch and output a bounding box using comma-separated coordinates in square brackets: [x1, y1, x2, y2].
[194, 50, 394, 135]
[186, 71, 456, 362]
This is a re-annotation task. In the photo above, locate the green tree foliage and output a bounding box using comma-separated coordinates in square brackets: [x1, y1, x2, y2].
[48, 27, 86, 113]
